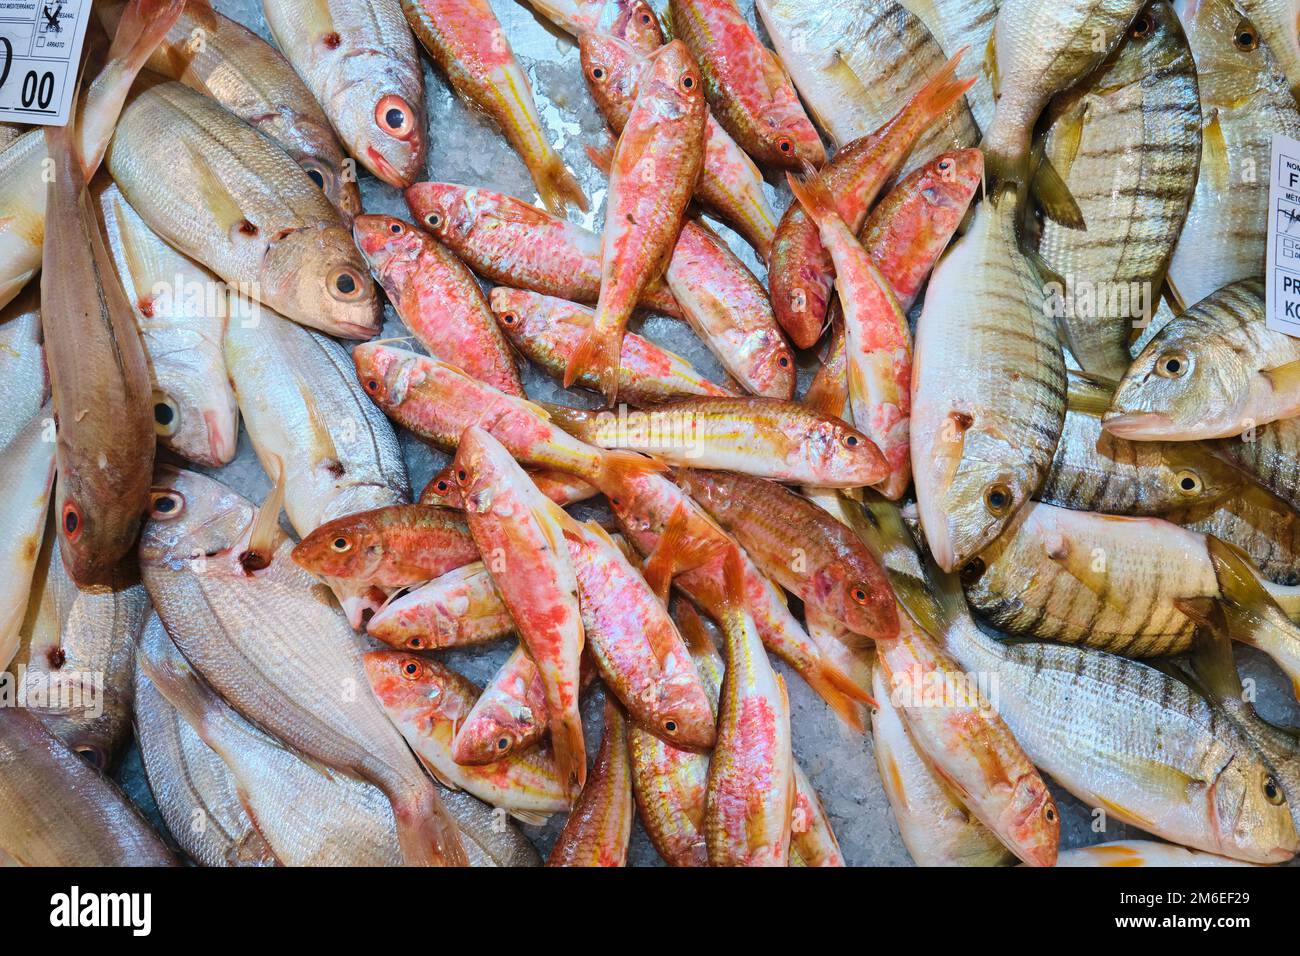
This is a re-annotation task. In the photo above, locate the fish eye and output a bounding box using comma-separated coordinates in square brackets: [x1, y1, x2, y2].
[149, 491, 185, 520]
[842, 433, 860, 448]
[424, 209, 444, 230]
[1264, 776, 1286, 805]
[1174, 470, 1203, 496]
[153, 393, 180, 437]
[329, 267, 367, 302]
[456, 468, 469, 485]
[496, 735, 512, 752]
[302, 162, 328, 190]
[62, 501, 83, 540]
[407, 636, 424, 649]
[960, 557, 987, 586]
[1130, 14, 1153, 38]
[1044, 805, 1056, 823]
[984, 483, 1013, 516]
[400, 658, 423, 679]
[777, 136, 794, 154]
[777, 352, 791, 369]
[590, 66, 606, 81]
[330, 535, 353, 553]
[389, 221, 404, 235]
[365, 378, 381, 394]
[678, 71, 696, 93]
[850, 584, 870, 605]
[937, 159, 952, 171]
[1155, 350, 1189, 378]
[1233, 20, 1259, 51]
[640, 11, 652, 24]
[500, 311, 518, 325]
[375, 95, 417, 140]
[662, 718, 678, 735]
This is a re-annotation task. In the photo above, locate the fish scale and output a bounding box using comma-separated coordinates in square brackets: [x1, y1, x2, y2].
[1215, 417, 1300, 505]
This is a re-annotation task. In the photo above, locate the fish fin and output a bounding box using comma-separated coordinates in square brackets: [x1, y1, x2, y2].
[563, 321, 622, 401]
[182, 137, 249, 233]
[893, 47, 976, 140]
[240, 454, 285, 573]
[533, 153, 589, 216]
[390, 785, 469, 867]
[984, 33, 999, 98]
[1041, 532, 1126, 612]
[1094, 794, 1157, 831]
[296, 372, 343, 469]
[1066, 369, 1119, 416]
[641, 500, 724, 602]
[535, 401, 594, 438]
[800, 658, 871, 733]
[784, 161, 840, 232]
[672, 600, 717, 657]
[721, 545, 747, 616]
[1030, 154, 1085, 230]
[584, 143, 613, 177]
[551, 714, 588, 801]
[1205, 534, 1274, 624]
[508, 808, 552, 826]
[595, 447, 668, 494]
[106, 0, 185, 72]
[1202, 112, 1228, 193]
[492, 197, 556, 228]
[1188, 612, 1246, 704]
[298, 0, 338, 38]
[1261, 358, 1300, 395]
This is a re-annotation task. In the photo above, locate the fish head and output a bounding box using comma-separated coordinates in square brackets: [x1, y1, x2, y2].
[640, 40, 704, 121]
[801, 416, 890, 487]
[260, 224, 381, 340]
[1106, 2, 1191, 87]
[352, 214, 425, 287]
[739, 326, 797, 398]
[488, 286, 550, 340]
[331, 54, 425, 188]
[151, 368, 240, 469]
[452, 426, 515, 514]
[291, 513, 385, 581]
[362, 650, 473, 727]
[354, 342, 416, 411]
[419, 466, 464, 508]
[917, 419, 1038, 572]
[823, 556, 899, 641]
[405, 182, 476, 245]
[1001, 772, 1060, 867]
[643, 661, 717, 750]
[579, 32, 645, 115]
[1210, 753, 1300, 863]
[1177, 0, 1271, 107]
[1150, 440, 1248, 506]
[609, 0, 665, 52]
[913, 149, 984, 220]
[138, 466, 257, 573]
[53, 456, 146, 587]
[452, 689, 542, 764]
[1104, 325, 1248, 439]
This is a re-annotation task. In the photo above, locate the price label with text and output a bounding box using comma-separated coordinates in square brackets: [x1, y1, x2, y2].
[0, 0, 91, 126]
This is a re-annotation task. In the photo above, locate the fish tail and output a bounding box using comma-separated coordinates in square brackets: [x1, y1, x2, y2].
[981, 117, 1031, 198]
[551, 713, 589, 800]
[903, 47, 977, 135]
[801, 659, 871, 733]
[108, 0, 185, 71]
[564, 321, 622, 402]
[784, 162, 840, 233]
[391, 786, 468, 867]
[721, 545, 747, 615]
[642, 500, 721, 601]
[533, 153, 590, 216]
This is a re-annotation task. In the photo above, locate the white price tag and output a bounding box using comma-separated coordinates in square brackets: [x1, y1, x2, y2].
[0, 0, 91, 126]
[1267, 133, 1300, 338]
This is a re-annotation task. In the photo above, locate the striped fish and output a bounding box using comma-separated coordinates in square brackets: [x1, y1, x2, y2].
[900, 0, 1000, 133]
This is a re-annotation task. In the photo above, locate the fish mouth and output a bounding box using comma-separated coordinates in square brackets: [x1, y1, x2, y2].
[365, 147, 412, 189]
[205, 410, 238, 467]
[1101, 410, 1176, 439]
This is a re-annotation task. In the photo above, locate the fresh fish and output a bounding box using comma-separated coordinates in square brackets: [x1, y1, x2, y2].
[804, 149, 984, 421]
[544, 397, 889, 488]
[489, 287, 736, 403]
[134, 629, 278, 867]
[1035, 1, 1202, 379]
[629, 601, 718, 866]
[353, 215, 522, 395]
[93, 178, 239, 468]
[403, 0, 587, 214]
[1167, 0, 1300, 309]
[0, 708, 175, 866]
[364, 650, 572, 822]
[0, 122, 26, 152]
[1106, 280, 1300, 439]
[452, 643, 549, 765]
[291, 504, 478, 588]
[0, 409, 55, 670]
[97, 0, 361, 218]
[1040, 372, 1246, 516]
[981, 0, 1147, 190]
[899, 0, 1000, 132]
[871, 662, 1014, 866]
[367, 562, 514, 651]
[564, 40, 706, 402]
[226, 310, 411, 628]
[547, 697, 635, 866]
[455, 427, 588, 796]
[580, 32, 777, 255]
[756, 0, 977, 168]
[704, 548, 795, 866]
[353, 342, 661, 489]
[523, 0, 666, 50]
[603, 470, 876, 728]
[0, 0, 183, 311]
[405, 182, 684, 318]
[1235, 0, 1300, 103]
[107, 81, 382, 338]
[14, 530, 148, 769]
[1054, 840, 1259, 866]
[789, 763, 845, 866]
[663, 220, 795, 400]
[1170, 483, 1300, 585]
[677, 469, 897, 642]
[421, 463, 601, 510]
[138, 614, 403, 866]
[911, 189, 1066, 572]
[563, 519, 716, 749]
[263, 0, 426, 187]
[876, 503, 1299, 863]
[139, 467, 466, 866]
[768, 56, 974, 349]
[1214, 417, 1300, 505]
[0, 286, 47, 448]
[876, 614, 1059, 866]
[961, 500, 1300, 656]
[669, 0, 824, 168]
[43, 123, 154, 587]
[788, 168, 914, 497]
